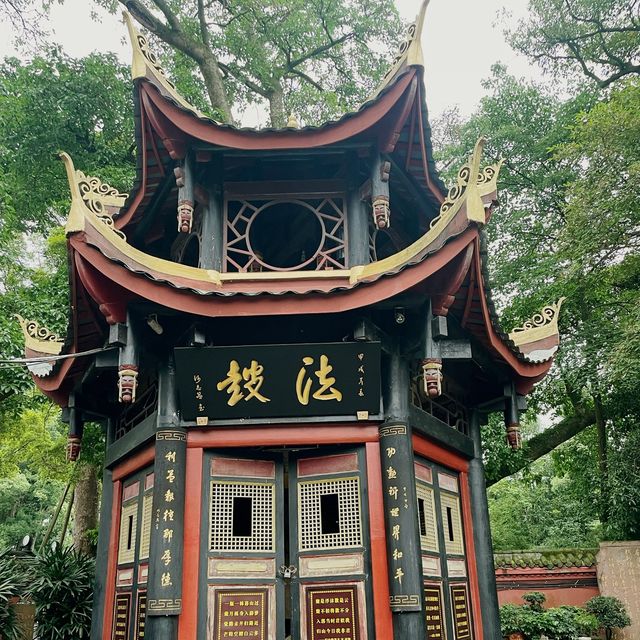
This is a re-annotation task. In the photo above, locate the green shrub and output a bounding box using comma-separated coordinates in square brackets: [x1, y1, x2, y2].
[499, 602, 600, 639]
[0, 554, 25, 640]
[585, 596, 631, 640]
[29, 546, 94, 640]
[522, 591, 547, 612]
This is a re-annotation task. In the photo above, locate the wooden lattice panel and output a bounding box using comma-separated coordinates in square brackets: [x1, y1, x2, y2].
[298, 476, 362, 551]
[209, 481, 275, 553]
[224, 197, 346, 272]
[138, 493, 153, 560]
[118, 502, 138, 565]
[440, 492, 464, 556]
[416, 481, 439, 553]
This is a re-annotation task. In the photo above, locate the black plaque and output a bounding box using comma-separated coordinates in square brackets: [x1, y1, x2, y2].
[424, 585, 445, 639]
[174, 342, 380, 421]
[450, 585, 472, 640]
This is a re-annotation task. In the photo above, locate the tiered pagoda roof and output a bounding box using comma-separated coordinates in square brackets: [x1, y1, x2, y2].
[18, 1, 563, 406]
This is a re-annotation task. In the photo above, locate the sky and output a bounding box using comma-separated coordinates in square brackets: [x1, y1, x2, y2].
[0, 0, 541, 122]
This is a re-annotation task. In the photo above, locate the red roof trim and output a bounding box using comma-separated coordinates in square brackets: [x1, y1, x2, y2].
[141, 71, 416, 150]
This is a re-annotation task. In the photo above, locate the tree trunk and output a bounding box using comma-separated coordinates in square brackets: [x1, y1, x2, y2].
[594, 393, 609, 526]
[487, 405, 596, 485]
[268, 81, 286, 128]
[73, 464, 99, 556]
[198, 54, 233, 124]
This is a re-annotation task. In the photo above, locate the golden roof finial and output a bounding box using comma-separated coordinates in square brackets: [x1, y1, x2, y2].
[365, 0, 431, 103]
[286, 114, 300, 128]
[122, 11, 214, 122]
[429, 138, 503, 229]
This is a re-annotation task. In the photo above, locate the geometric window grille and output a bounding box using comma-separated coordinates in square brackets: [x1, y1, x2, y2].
[118, 502, 138, 565]
[138, 493, 153, 560]
[209, 481, 274, 553]
[416, 482, 439, 553]
[440, 492, 464, 556]
[224, 198, 346, 273]
[298, 477, 362, 551]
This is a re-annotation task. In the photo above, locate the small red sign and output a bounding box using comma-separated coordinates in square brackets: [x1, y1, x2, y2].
[307, 585, 359, 640]
[214, 589, 268, 640]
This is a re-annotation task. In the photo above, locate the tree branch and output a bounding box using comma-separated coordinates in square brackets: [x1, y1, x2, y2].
[487, 406, 596, 485]
[218, 61, 270, 98]
[287, 31, 355, 70]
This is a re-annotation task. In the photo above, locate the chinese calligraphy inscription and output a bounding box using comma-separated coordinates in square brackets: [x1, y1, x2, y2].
[175, 343, 380, 421]
[307, 586, 360, 640]
[214, 590, 268, 640]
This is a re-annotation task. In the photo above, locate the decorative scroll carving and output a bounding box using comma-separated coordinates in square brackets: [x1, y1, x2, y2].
[420, 358, 442, 398]
[135, 32, 177, 90]
[95, 213, 128, 241]
[16, 315, 64, 356]
[509, 298, 566, 345]
[118, 365, 139, 404]
[76, 170, 128, 216]
[430, 138, 502, 230]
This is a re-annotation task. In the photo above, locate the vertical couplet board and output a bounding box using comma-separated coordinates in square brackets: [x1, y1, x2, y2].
[378, 423, 423, 613]
[147, 429, 187, 616]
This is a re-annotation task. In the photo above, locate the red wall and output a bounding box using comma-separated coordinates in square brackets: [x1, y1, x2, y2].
[495, 565, 599, 608]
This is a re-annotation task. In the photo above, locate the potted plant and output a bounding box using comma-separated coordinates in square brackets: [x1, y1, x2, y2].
[585, 596, 631, 640]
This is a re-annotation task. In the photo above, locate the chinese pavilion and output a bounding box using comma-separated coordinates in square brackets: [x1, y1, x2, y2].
[18, 3, 563, 639]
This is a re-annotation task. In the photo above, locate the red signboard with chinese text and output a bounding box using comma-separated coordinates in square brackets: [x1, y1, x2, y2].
[213, 589, 268, 640]
[306, 585, 360, 640]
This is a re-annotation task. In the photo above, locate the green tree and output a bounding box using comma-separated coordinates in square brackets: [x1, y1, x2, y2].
[100, 0, 401, 126]
[507, 0, 640, 88]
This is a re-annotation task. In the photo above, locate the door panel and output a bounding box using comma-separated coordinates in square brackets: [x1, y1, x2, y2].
[291, 449, 370, 640]
[206, 453, 284, 640]
[204, 448, 370, 640]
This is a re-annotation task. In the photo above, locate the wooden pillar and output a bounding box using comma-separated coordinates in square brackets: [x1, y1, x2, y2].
[200, 157, 224, 270]
[468, 410, 502, 639]
[347, 152, 369, 267]
[380, 349, 426, 639]
[176, 152, 195, 234]
[371, 152, 391, 230]
[146, 357, 186, 639]
[90, 466, 113, 640]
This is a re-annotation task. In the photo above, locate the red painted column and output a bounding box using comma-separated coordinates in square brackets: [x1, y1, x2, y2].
[178, 447, 204, 640]
[102, 480, 122, 640]
[365, 441, 393, 639]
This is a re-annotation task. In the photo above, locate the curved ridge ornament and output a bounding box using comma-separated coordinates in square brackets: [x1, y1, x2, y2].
[509, 297, 566, 347]
[430, 138, 503, 229]
[366, 0, 429, 102]
[123, 11, 213, 122]
[16, 314, 64, 356]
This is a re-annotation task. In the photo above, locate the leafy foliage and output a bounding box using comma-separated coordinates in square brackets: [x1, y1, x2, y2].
[0, 553, 26, 640]
[585, 596, 631, 640]
[30, 546, 94, 640]
[100, 0, 402, 126]
[500, 598, 599, 639]
[506, 0, 640, 88]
